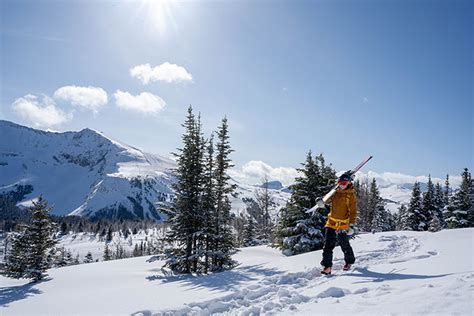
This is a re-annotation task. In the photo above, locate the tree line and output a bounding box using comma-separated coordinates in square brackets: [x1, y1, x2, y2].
[396, 169, 473, 232]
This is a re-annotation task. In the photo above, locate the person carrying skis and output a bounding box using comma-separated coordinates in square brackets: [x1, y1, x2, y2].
[319, 172, 357, 275]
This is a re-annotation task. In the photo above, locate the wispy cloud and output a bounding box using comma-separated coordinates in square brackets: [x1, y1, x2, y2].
[130, 62, 193, 85]
[114, 90, 166, 114]
[54, 85, 108, 113]
[12, 94, 72, 128]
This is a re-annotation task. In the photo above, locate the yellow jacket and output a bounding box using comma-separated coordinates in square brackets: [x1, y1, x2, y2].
[325, 187, 357, 230]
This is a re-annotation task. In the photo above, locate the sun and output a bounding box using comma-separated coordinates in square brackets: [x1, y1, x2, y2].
[137, 0, 178, 36]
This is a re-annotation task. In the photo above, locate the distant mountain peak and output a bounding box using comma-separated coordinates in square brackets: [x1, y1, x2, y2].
[258, 180, 284, 190]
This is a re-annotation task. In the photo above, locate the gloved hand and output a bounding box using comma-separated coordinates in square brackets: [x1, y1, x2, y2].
[315, 197, 325, 209]
[347, 224, 355, 236]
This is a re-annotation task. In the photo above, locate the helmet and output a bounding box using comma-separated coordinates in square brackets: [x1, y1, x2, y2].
[338, 172, 352, 182]
[338, 172, 352, 187]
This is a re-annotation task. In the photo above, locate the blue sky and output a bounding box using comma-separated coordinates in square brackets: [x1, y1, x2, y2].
[1, 0, 472, 184]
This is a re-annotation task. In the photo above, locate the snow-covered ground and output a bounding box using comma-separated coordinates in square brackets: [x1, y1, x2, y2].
[1, 228, 472, 315]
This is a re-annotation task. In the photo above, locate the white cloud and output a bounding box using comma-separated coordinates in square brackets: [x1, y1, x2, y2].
[12, 94, 71, 128]
[130, 62, 193, 84]
[114, 90, 166, 114]
[229, 161, 300, 187]
[354, 171, 462, 188]
[54, 85, 108, 113]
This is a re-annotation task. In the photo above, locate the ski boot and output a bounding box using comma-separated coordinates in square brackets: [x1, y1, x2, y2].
[321, 266, 332, 275]
[343, 264, 352, 271]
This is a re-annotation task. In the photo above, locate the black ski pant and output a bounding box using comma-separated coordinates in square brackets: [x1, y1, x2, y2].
[320, 227, 355, 268]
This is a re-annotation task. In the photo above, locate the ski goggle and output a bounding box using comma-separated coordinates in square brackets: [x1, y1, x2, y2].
[338, 180, 350, 186]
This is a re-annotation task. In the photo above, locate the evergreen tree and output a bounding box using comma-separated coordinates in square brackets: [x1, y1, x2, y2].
[84, 252, 94, 263]
[445, 168, 472, 228]
[254, 176, 274, 244]
[397, 204, 410, 230]
[55, 247, 69, 267]
[3, 196, 57, 281]
[433, 182, 446, 228]
[367, 178, 393, 233]
[3, 230, 29, 279]
[133, 244, 141, 257]
[276, 151, 336, 255]
[200, 134, 216, 273]
[114, 243, 126, 259]
[65, 250, 74, 265]
[444, 174, 450, 207]
[103, 243, 112, 261]
[164, 107, 205, 273]
[405, 182, 424, 231]
[106, 227, 113, 243]
[243, 216, 257, 247]
[428, 214, 442, 232]
[421, 175, 435, 230]
[368, 178, 387, 232]
[355, 179, 371, 232]
[468, 176, 474, 226]
[210, 117, 237, 271]
[60, 222, 68, 235]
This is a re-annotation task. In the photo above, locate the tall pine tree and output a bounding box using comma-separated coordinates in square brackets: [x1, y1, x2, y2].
[254, 177, 274, 244]
[421, 175, 435, 230]
[405, 182, 424, 231]
[3, 196, 57, 281]
[444, 168, 472, 228]
[200, 133, 216, 273]
[369, 178, 390, 232]
[210, 117, 238, 271]
[433, 182, 446, 228]
[354, 179, 371, 232]
[164, 106, 205, 273]
[243, 216, 257, 247]
[444, 174, 450, 207]
[396, 203, 410, 231]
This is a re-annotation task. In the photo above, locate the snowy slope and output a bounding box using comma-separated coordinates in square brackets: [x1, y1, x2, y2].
[1, 228, 472, 315]
[0, 120, 289, 221]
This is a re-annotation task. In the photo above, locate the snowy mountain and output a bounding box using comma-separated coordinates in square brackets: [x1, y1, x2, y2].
[0, 120, 289, 221]
[0, 120, 175, 220]
[1, 228, 472, 315]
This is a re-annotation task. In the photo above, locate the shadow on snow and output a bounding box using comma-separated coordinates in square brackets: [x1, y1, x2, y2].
[346, 267, 452, 283]
[146, 264, 284, 292]
[0, 278, 49, 307]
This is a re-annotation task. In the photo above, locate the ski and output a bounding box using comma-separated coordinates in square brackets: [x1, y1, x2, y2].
[306, 155, 373, 214]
